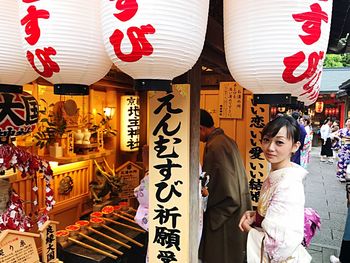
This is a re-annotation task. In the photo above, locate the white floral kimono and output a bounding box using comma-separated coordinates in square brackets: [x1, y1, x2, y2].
[247, 164, 312, 263]
[134, 173, 149, 231]
[134, 173, 149, 263]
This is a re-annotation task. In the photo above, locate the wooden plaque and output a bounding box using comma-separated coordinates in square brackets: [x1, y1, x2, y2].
[0, 230, 40, 263]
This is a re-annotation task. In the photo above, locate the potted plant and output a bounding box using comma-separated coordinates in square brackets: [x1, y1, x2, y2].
[33, 99, 69, 156]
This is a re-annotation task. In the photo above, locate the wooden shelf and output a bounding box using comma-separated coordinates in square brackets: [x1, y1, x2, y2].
[74, 143, 99, 155]
[40, 149, 114, 164]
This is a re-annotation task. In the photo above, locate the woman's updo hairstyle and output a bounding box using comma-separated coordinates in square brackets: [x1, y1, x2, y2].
[261, 115, 300, 144]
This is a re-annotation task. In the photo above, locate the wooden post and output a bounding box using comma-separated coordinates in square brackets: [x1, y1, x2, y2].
[137, 91, 148, 162]
[39, 220, 62, 263]
[188, 60, 201, 263]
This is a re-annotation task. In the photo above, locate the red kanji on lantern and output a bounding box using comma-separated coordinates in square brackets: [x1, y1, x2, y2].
[300, 70, 322, 98]
[21, 5, 50, 45]
[109, 0, 156, 63]
[26, 47, 60, 78]
[112, 0, 138, 22]
[110, 25, 155, 63]
[282, 51, 324, 84]
[292, 3, 328, 45]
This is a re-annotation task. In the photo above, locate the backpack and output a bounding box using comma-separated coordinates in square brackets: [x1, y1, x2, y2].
[302, 207, 321, 247]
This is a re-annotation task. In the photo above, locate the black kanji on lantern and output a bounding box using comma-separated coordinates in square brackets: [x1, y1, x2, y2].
[0, 92, 38, 136]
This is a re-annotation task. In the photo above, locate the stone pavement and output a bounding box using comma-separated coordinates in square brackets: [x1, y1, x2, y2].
[305, 147, 347, 262]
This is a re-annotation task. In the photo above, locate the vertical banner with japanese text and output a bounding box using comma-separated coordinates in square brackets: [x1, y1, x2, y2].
[245, 96, 269, 207]
[149, 85, 190, 263]
[121, 95, 140, 151]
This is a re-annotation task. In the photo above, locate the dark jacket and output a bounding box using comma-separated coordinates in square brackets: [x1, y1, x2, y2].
[199, 128, 252, 263]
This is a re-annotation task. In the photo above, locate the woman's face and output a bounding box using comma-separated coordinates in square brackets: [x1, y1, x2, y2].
[346, 119, 350, 127]
[261, 126, 300, 169]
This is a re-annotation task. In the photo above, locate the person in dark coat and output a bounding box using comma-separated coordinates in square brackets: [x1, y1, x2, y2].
[198, 109, 252, 263]
[291, 111, 307, 165]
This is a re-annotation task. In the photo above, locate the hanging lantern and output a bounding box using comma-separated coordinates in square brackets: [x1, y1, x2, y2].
[101, 0, 209, 91]
[0, 92, 38, 137]
[224, 0, 332, 105]
[120, 95, 140, 152]
[19, 0, 112, 95]
[315, 101, 324, 113]
[0, 1, 38, 93]
[325, 108, 329, 115]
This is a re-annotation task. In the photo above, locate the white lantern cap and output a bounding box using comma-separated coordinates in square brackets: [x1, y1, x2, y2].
[102, 0, 209, 91]
[19, 0, 112, 95]
[0, 1, 38, 92]
[224, 0, 332, 104]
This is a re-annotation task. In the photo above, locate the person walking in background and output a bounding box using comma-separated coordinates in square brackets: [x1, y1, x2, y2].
[331, 120, 341, 162]
[301, 115, 313, 169]
[336, 119, 350, 182]
[320, 118, 334, 163]
[291, 111, 306, 165]
[198, 109, 252, 263]
[332, 120, 340, 132]
[239, 115, 312, 262]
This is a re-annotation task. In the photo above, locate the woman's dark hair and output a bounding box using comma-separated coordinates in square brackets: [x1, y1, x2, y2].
[323, 118, 331, 125]
[303, 115, 311, 126]
[261, 115, 300, 143]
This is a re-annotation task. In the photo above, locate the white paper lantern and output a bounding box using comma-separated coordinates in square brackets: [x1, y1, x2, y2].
[19, 0, 112, 95]
[120, 95, 140, 152]
[0, 1, 38, 92]
[224, 0, 332, 104]
[101, 0, 209, 91]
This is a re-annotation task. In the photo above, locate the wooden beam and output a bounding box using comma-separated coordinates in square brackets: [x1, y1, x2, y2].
[136, 90, 148, 162]
[188, 59, 201, 263]
[205, 16, 225, 53]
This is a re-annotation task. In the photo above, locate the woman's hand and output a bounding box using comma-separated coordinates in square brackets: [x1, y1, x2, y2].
[239, 210, 256, 232]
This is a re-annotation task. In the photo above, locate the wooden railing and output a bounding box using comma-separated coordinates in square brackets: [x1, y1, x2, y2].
[10, 159, 96, 229]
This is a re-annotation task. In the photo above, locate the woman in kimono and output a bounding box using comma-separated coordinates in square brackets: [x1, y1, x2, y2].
[300, 116, 312, 169]
[239, 115, 312, 262]
[336, 119, 350, 182]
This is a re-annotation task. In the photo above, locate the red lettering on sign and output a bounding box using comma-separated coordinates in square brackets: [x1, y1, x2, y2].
[109, 24, 155, 62]
[113, 0, 138, 22]
[21, 5, 49, 45]
[282, 51, 324, 84]
[27, 47, 60, 78]
[300, 70, 322, 99]
[292, 3, 328, 45]
[22, 0, 40, 2]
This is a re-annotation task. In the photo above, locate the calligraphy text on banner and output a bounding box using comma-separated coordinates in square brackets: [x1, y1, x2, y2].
[149, 85, 190, 263]
[245, 96, 269, 207]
